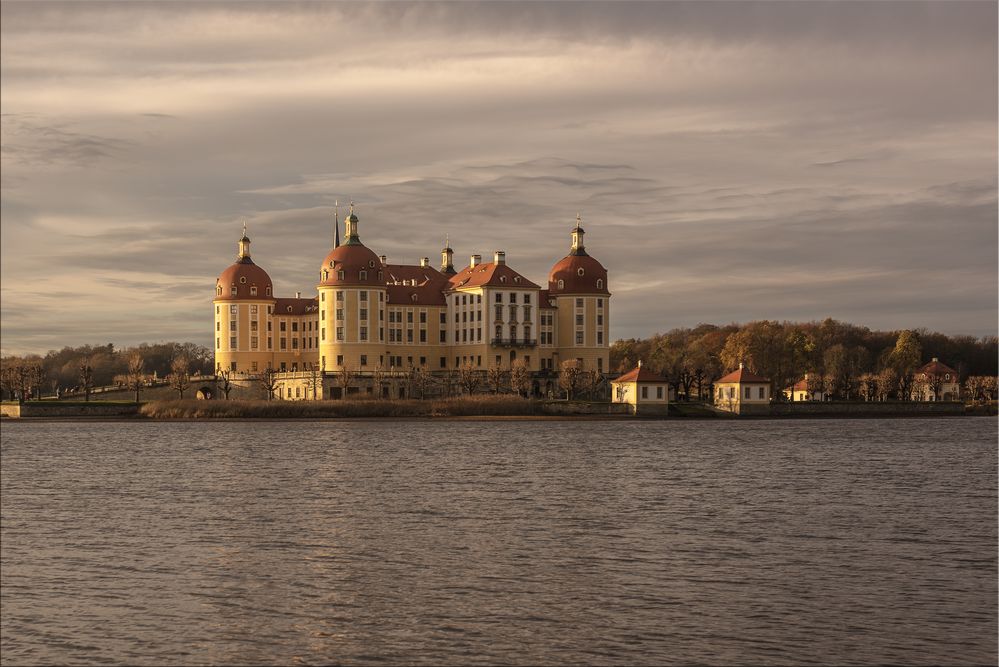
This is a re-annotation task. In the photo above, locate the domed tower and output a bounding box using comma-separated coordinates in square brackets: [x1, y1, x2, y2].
[547, 214, 611, 375]
[214, 224, 276, 374]
[440, 235, 456, 275]
[316, 204, 387, 372]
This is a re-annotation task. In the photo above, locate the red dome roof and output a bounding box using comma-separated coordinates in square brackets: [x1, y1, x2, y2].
[216, 258, 273, 300]
[548, 253, 609, 295]
[318, 243, 384, 287]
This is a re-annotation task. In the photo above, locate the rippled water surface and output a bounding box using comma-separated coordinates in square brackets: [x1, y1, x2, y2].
[2, 418, 996, 665]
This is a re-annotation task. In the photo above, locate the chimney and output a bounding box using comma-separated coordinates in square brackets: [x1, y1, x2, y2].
[296, 291, 301, 299]
[420, 257, 429, 268]
[379, 255, 387, 265]
[470, 254, 481, 268]
[739, 362, 744, 370]
[494, 250, 506, 265]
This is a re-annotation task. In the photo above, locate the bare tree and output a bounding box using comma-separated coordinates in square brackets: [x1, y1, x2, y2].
[79, 359, 94, 401]
[168, 356, 191, 399]
[337, 367, 353, 399]
[217, 369, 234, 399]
[411, 366, 432, 399]
[559, 360, 584, 400]
[372, 366, 387, 399]
[127, 352, 145, 403]
[510, 360, 531, 397]
[307, 362, 323, 400]
[256, 365, 279, 400]
[875, 367, 898, 402]
[1, 360, 42, 403]
[440, 368, 458, 398]
[486, 364, 507, 394]
[458, 363, 481, 395]
[858, 373, 877, 402]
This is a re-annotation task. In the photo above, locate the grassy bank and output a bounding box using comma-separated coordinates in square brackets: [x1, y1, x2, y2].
[140, 396, 544, 419]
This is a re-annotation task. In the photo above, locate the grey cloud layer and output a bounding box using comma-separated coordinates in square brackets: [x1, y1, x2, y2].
[1, 2, 996, 355]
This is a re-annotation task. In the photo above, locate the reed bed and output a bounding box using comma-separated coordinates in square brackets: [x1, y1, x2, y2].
[140, 395, 540, 419]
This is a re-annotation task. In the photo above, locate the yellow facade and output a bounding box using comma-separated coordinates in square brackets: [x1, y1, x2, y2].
[213, 211, 612, 398]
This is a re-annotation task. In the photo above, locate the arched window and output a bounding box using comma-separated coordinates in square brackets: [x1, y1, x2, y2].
[514, 276, 521, 284]
[596, 279, 603, 289]
[338, 270, 345, 280]
[359, 270, 367, 280]
[557, 279, 564, 290]
[250, 286, 257, 296]
[216, 286, 222, 296]
[266, 286, 271, 296]
[323, 270, 329, 280]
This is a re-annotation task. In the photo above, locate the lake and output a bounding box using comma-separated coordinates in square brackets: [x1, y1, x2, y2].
[1, 418, 996, 665]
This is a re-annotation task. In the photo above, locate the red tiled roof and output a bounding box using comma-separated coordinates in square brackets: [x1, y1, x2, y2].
[448, 262, 540, 290]
[538, 289, 556, 309]
[215, 258, 273, 301]
[716, 367, 770, 384]
[274, 297, 319, 315]
[916, 359, 958, 377]
[548, 253, 609, 295]
[384, 263, 450, 305]
[613, 365, 667, 384]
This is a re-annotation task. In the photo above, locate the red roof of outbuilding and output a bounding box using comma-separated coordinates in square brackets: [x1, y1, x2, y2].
[613, 365, 667, 384]
[716, 367, 770, 384]
[916, 359, 958, 377]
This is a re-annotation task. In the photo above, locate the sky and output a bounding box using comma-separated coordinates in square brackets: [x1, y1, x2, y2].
[1, 1, 996, 356]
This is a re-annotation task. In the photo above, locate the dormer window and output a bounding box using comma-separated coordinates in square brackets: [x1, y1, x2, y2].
[514, 276, 521, 284]
[323, 270, 329, 280]
[499, 276, 507, 283]
[597, 279, 603, 289]
[250, 286, 257, 296]
[287, 306, 293, 313]
[338, 270, 345, 280]
[411, 294, 418, 302]
[577, 268, 585, 277]
[329, 261, 335, 268]
[360, 270, 368, 281]
[378, 271, 383, 281]
[266, 286, 271, 296]
[557, 279, 564, 290]
[240, 276, 247, 284]
[368, 260, 375, 268]
[230, 286, 237, 296]
[216, 286, 222, 296]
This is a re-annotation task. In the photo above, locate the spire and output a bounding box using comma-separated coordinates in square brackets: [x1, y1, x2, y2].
[237, 219, 251, 261]
[570, 212, 587, 256]
[441, 233, 456, 275]
[333, 200, 340, 248]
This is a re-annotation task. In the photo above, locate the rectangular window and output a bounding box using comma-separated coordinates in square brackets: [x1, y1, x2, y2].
[230, 361, 237, 371]
[280, 338, 287, 350]
[292, 322, 299, 332]
[597, 332, 604, 345]
[759, 387, 765, 399]
[336, 308, 343, 321]
[267, 337, 272, 349]
[321, 327, 326, 340]
[576, 332, 584, 345]
[419, 312, 426, 323]
[336, 326, 344, 341]
[407, 330, 414, 343]
[336, 291, 344, 301]
[440, 312, 446, 324]
[321, 292, 325, 302]
[280, 321, 287, 332]
[230, 321, 237, 332]
[250, 321, 258, 332]
[510, 293, 517, 303]
[420, 330, 427, 343]
[216, 337, 220, 349]
[360, 326, 368, 341]
[495, 293, 503, 303]
[597, 298, 603, 308]
[576, 298, 584, 308]
[440, 331, 446, 343]
[337, 355, 343, 366]
[280, 362, 287, 371]
[292, 338, 298, 349]
[360, 291, 368, 302]
[230, 305, 238, 315]
[641, 387, 648, 399]
[250, 337, 258, 349]
[360, 308, 368, 321]
[745, 387, 751, 399]
[360, 355, 367, 366]
[251, 361, 258, 372]
[576, 314, 584, 326]
[657, 386, 664, 399]
[524, 294, 531, 304]
[230, 336, 237, 348]
[597, 315, 603, 325]
[440, 357, 446, 368]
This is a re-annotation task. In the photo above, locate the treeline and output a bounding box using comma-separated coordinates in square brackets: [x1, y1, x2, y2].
[1, 342, 212, 400]
[610, 319, 998, 401]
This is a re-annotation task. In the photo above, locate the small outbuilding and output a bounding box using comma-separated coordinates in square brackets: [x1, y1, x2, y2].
[783, 373, 827, 402]
[714, 363, 771, 415]
[611, 361, 669, 416]
[912, 358, 961, 401]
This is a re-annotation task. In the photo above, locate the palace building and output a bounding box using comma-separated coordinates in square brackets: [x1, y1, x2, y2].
[213, 207, 610, 398]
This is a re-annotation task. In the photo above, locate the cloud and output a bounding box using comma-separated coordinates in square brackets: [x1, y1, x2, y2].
[0, 2, 996, 355]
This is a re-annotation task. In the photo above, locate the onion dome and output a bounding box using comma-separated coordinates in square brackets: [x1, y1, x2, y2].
[548, 214, 609, 295]
[318, 206, 384, 287]
[215, 227, 273, 299]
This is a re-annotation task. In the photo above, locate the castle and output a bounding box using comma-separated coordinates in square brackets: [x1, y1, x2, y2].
[213, 206, 610, 399]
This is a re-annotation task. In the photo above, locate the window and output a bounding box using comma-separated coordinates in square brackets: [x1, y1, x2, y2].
[509, 305, 517, 321]
[759, 387, 765, 399]
[360, 308, 368, 321]
[292, 338, 298, 349]
[407, 311, 414, 323]
[657, 386, 664, 399]
[420, 330, 427, 343]
[267, 321, 272, 331]
[292, 322, 298, 332]
[336, 326, 344, 341]
[407, 330, 414, 343]
[524, 294, 531, 304]
[337, 270, 345, 280]
[360, 326, 368, 341]
[250, 286, 257, 296]
[336, 355, 343, 366]
[360, 291, 368, 302]
[576, 314, 584, 326]
[524, 326, 531, 340]
[641, 386, 648, 399]
[267, 337, 272, 349]
[360, 355, 367, 366]
[336, 291, 344, 301]
[510, 293, 517, 303]
[597, 279, 603, 290]
[230, 336, 237, 348]
[230, 361, 237, 371]
[440, 357, 447, 368]
[440, 331, 446, 343]
[217, 286, 222, 296]
[496, 293, 503, 303]
[597, 332, 604, 345]
[440, 312, 447, 324]
[745, 387, 751, 399]
[419, 312, 426, 323]
[280, 338, 287, 350]
[230, 321, 237, 332]
[576, 332, 584, 345]
[266, 286, 271, 296]
[250, 321, 258, 332]
[495, 305, 503, 321]
[577, 268, 584, 277]
[280, 321, 287, 332]
[321, 327, 326, 340]
[523, 306, 531, 320]
[216, 337, 220, 348]
[360, 270, 367, 281]
[336, 308, 343, 321]
[509, 324, 517, 339]
[597, 314, 603, 325]
[321, 292, 326, 302]
[495, 324, 502, 339]
[576, 298, 584, 308]
[557, 280, 564, 290]
[597, 298, 603, 308]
